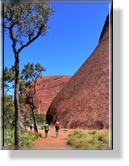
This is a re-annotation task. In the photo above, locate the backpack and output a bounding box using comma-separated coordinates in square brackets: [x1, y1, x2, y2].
[44, 123, 49, 131]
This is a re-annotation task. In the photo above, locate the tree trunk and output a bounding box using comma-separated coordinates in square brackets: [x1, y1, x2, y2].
[31, 105, 38, 133]
[14, 54, 20, 149]
[31, 79, 38, 132]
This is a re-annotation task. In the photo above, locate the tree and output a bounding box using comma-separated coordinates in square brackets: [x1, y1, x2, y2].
[4, 1, 53, 148]
[21, 63, 45, 132]
[4, 66, 30, 131]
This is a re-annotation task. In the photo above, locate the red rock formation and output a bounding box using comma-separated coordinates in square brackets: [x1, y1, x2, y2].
[46, 15, 112, 129]
[28, 75, 71, 114]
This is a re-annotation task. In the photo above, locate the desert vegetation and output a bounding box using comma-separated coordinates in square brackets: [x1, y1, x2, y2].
[4, 94, 44, 148]
[4, 128, 41, 148]
[67, 130, 110, 150]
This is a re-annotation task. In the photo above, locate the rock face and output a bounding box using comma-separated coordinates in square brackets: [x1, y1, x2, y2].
[46, 16, 112, 129]
[32, 75, 71, 114]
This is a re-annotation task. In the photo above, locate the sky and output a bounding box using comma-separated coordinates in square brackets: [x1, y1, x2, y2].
[4, 3, 110, 76]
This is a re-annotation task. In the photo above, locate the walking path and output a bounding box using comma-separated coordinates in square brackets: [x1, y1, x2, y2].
[32, 126, 75, 150]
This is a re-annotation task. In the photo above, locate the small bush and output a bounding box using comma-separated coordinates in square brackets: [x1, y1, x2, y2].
[20, 129, 41, 146]
[4, 128, 14, 146]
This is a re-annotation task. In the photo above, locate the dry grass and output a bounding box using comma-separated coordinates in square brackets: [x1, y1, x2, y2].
[67, 130, 111, 150]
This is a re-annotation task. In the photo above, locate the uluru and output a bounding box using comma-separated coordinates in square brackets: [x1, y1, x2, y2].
[26, 75, 71, 114]
[46, 15, 112, 129]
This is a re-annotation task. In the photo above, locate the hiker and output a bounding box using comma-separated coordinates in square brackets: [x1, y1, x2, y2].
[30, 122, 33, 131]
[44, 122, 49, 138]
[55, 121, 60, 138]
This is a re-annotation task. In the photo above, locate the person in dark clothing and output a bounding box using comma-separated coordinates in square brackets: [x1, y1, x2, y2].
[30, 122, 33, 131]
[55, 121, 60, 137]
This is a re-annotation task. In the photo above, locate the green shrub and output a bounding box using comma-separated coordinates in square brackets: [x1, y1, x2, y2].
[20, 129, 41, 146]
[23, 109, 46, 127]
[67, 130, 110, 149]
[4, 95, 15, 128]
[4, 128, 14, 146]
[36, 113, 46, 125]
[4, 128, 41, 147]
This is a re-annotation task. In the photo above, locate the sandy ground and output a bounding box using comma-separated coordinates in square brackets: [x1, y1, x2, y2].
[32, 127, 75, 150]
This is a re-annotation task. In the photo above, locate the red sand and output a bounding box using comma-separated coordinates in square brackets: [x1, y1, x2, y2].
[33, 127, 75, 150]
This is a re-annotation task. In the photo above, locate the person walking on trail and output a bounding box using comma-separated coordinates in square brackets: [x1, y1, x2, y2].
[30, 122, 33, 131]
[44, 122, 49, 138]
[55, 121, 60, 138]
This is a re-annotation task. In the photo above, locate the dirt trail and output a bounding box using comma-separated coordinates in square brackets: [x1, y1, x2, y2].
[32, 127, 75, 150]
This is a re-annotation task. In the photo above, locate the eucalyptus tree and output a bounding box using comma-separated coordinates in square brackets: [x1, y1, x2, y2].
[4, 1, 53, 148]
[21, 63, 45, 132]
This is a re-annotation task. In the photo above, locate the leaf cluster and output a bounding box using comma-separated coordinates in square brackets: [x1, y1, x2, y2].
[21, 62, 46, 82]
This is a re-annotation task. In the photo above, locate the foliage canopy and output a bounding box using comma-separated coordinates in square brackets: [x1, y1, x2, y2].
[4, 2, 53, 54]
